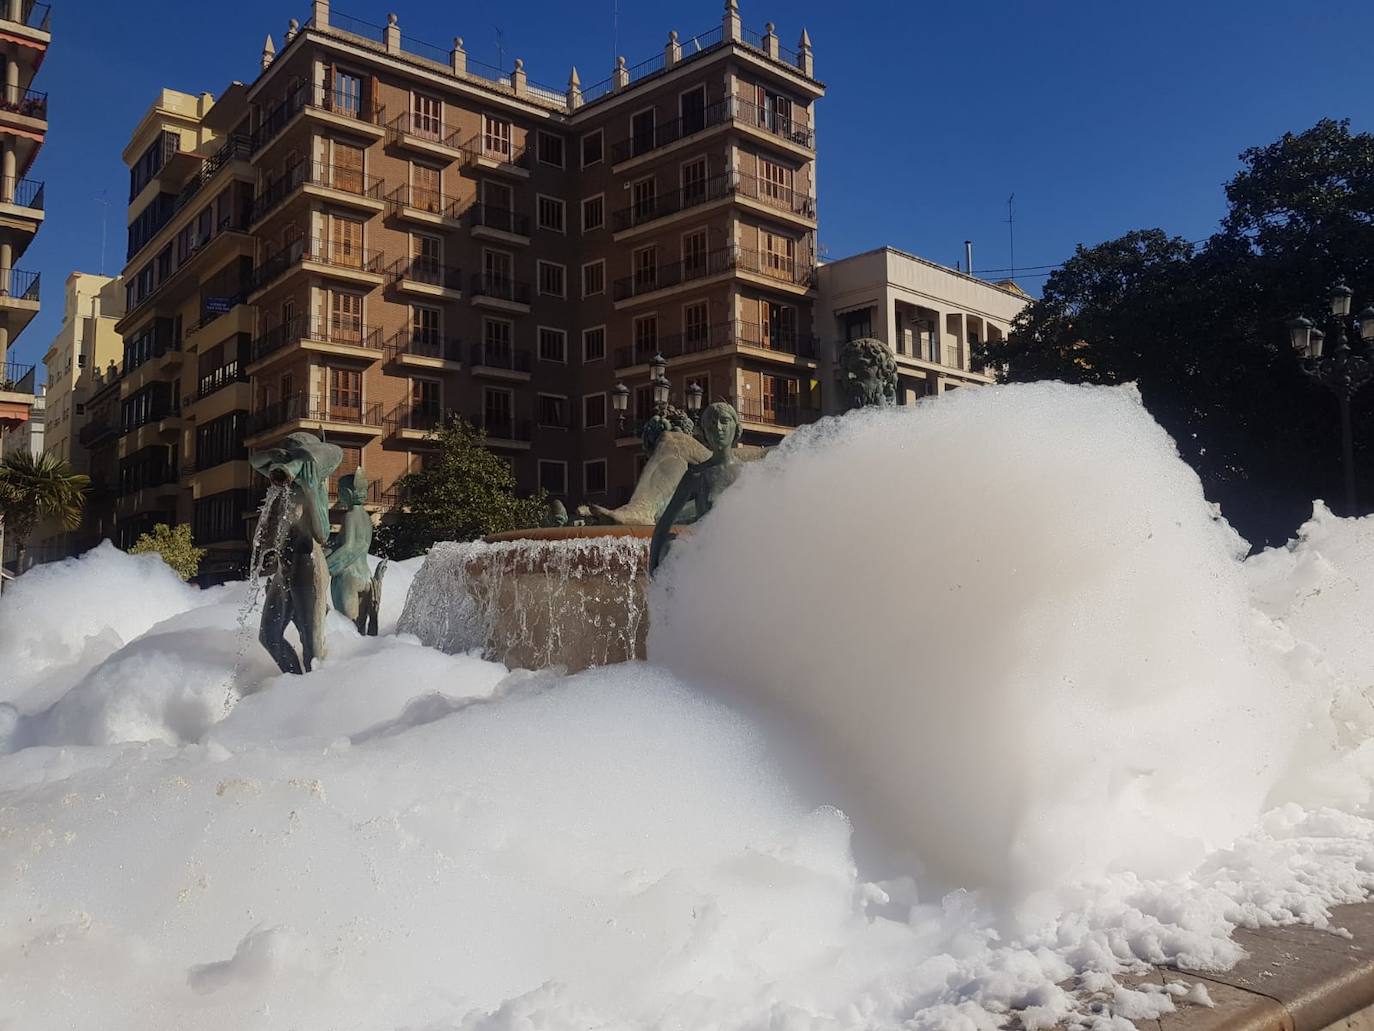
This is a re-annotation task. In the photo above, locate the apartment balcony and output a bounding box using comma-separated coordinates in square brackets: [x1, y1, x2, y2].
[0, 359, 34, 430]
[467, 203, 531, 244]
[243, 392, 384, 447]
[247, 316, 384, 374]
[468, 342, 532, 381]
[387, 256, 463, 300]
[735, 248, 817, 293]
[122, 409, 186, 455]
[611, 248, 732, 307]
[385, 111, 469, 163]
[184, 299, 254, 352]
[611, 173, 734, 239]
[469, 272, 531, 313]
[465, 135, 530, 178]
[250, 160, 386, 227]
[249, 237, 385, 299]
[383, 329, 463, 371]
[0, 267, 40, 337]
[78, 417, 120, 448]
[729, 393, 821, 432]
[613, 320, 817, 370]
[195, 360, 249, 402]
[387, 183, 463, 228]
[252, 84, 386, 156]
[733, 172, 817, 228]
[609, 96, 814, 170]
[472, 413, 533, 449]
[1, 0, 52, 40]
[0, 176, 44, 244]
[384, 401, 444, 442]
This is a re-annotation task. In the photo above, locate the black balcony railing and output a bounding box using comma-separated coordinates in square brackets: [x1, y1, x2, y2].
[253, 160, 384, 223]
[612, 248, 732, 301]
[469, 342, 532, 372]
[466, 203, 530, 236]
[464, 133, 530, 170]
[386, 110, 466, 152]
[730, 393, 820, 428]
[252, 83, 386, 153]
[387, 182, 462, 220]
[247, 393, 383, 436]
[383, 329, 463, 363]
[387, 256, 463, 291]
[1, 359, 34, 391]
[251, 316, 384, 362]
[0, 87, 47, 121]
[469, 273, 531, 305]
[78, 419, 119, 447]
[252, 237, 384, 293]
[473, 414, 533, 441]
[613, 320, 816, 368]
[384, 401, 444, 435]
[0, 268, 39, 301]
[197, 360, 247, 399]
[0, 176, 42, 210]
[6, 1, 51, 31]
[734, 172, 816, 219]
[736, 248, 817, 288]
[609, 95, 812, 164]
[612, 173, 733, 232]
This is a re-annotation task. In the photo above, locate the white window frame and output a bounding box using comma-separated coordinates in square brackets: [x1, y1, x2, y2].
[581, 259, 606, 298]
[582, 392, 607, 429]
[536, 130, 565, 168]
[580, 129, 604, 168]
[536, 193, 566, 234]
[581, 193, 605, 232]
[537, 325, 568, 364]
[538, 459, 569, 495]
[582, 324, 607, 363]
[583, 458, 609, 495]
[537, 260, 567, 298]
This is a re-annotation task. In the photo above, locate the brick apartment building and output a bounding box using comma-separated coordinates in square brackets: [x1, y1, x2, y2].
[101, 0, 822, 577]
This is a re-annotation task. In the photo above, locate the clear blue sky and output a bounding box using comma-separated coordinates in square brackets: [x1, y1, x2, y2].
[13, 0, 1374, 375]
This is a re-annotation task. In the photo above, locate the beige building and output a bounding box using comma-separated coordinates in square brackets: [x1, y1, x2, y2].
[0, 0, 48, 437]
[42, 272, 125, 470]
[816, 247, 1027, 407]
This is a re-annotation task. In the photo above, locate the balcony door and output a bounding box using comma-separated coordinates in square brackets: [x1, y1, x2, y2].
[329, 367, 362, 421]
[762, 231, 796, 277]
[762, 375, 798, 421]
[683, 301, 709, 351]
[484, 249, 512, 297]
[681, 157, 708, 207]
[631, 177, 656, 223]
[413, 233, 442, 283]
[682, 230, 708, 279]
[630, 109, 655, 157]
[483, 115, 511, 159]
[680, 86, 706, 135]
[329, 291, 364, 344]
[330, 216, 364, 269]
[483, 387, 513, 436]
[411, 304, 440, 352]
[482, 180, 513, 230]
[761, 301, 795, 351]
[411, 378, 440, 426]
[412, 163, 441, 213]
[332, 142, 364, 194]
[412, 92, 442, 139]
[333, 70, 362, 116]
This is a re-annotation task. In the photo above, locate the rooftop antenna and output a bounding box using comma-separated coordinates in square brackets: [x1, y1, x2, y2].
[492, 23, 504, 71]
[612, 0, 619, 67]
[1006, 193, 1016, 280]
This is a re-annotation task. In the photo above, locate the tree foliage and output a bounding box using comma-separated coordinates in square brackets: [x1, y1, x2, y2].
[129, 522, 206, 581]
[0, 450, 88, 558]
[979, 119, 1374, 548]
[373, 415, 547, 560]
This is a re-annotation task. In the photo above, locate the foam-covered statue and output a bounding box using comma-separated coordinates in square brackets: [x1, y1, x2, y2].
[249, 431, 341, 673]
[583, 403, 711, 527]
[649, 401, 743, 574]
[837, 337, 899, 408]
[326, 467, 387, 635]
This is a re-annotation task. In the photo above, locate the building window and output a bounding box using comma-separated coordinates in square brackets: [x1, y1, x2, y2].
[411, 91, 443, 138]
[583, 393, 606, 429]
[411, 304, 441, 348]
[633, 314, 657, 360]
[633, 246, 657, 293]
[581, 260, 605, 297]
[583, 325, 606, 362]
[681, 156, 708, 204]
[482, 387, 513, 434]
[483, 115, 512, 159]
[537, 393, 567, 428]
[581, 194, 604, 232]
[483, 317, 513, 364]
[583, 459, 608, 495]
[537, 131, 564, 167]
[581, 130, 603, 168]
[684, 300, 710, 349]
[538, 327, 567, 363]
[538, 460, 568, 495]
[537, 261, 565, 298]
[682, 229, 708, 276]
[537, 195, 565, 233]
[842, 308, 872, 342]
[631, 176, 656, 222]
[75, 403, 85, 415]
[630, 107, 655, 157]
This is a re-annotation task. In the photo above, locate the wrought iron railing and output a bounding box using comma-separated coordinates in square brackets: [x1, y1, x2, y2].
[463, 132, 530, 170]
[252, 83, 385, 153]
[383, 329, 463, 363]
[735, 248, 817, 287]
[612, 173, 733, 232]
[247, 393, 383, 436]
[608, 95, 812, 164]
[734, 172, 816, 218]
[0, 268, 39, 301]
[612, 248, 732, 301]
[469, 342, 532, 372]
[729, 393, 820, 428]
[251, 316, 384, 362]
[197, 360, 247, 399]
[387, 256, 462, 291]
[472, 413, 533, 441]
[388, 182, 462, 219]
[252, 160, 384, 223]
[466, 203, 530, 236]
[469, 272, 531, 305]
[613, 320, 816, 367]
[384, 401, 444, 435]
[0, 176, 42, 210]
[0, 360, 34, 391]
[385, 110, 466, 152]
[6, 0, 51, 31]
[0, 87, 47, 120]
[252, 237, 384, 293]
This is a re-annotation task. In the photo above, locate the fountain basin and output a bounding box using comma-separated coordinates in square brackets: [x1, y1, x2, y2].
[398, 526, 676, 671]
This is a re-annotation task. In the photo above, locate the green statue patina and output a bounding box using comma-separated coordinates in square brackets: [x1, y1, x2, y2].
[327, 467, 387, 635]
[649, 401, 744, 575]
[583, 403, 707, 527]
[837, 337, 899, 408]
[249, 431, 341, 673]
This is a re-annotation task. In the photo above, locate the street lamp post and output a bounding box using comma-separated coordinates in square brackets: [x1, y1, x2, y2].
[1288, 282, 1374, 515]
[613, 351, 702, 437]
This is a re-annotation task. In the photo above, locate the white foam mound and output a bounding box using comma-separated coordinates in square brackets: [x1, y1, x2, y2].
[650, 383, 1318, 895]
[3, 383, 1374, 1029]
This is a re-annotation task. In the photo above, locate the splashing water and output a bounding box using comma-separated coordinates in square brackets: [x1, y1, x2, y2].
[222, 484, 289, 709]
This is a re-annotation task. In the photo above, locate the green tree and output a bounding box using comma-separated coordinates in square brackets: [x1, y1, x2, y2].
[373, 414, 547, 559]
[0, 450, 88, 566]
[129, 522, 206, 581]
[980, 119, 1374, 548]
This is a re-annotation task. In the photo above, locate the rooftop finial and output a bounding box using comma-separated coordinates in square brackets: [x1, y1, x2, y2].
[669, 29, 679, 42]
[386, 11, 397, 25]
[765, 20, 774, 32]
[261, 33, 276, 70]
[799, 26, 812, 48]
[616, 54, 626, 68]
[725, 0, 738, 12]
[568, 65, 581, 87]
[514, 57, 524, 70]
[454, 36, 464, 49]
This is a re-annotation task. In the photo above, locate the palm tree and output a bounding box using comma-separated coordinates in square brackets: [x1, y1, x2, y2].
[0, 451, 89, 573]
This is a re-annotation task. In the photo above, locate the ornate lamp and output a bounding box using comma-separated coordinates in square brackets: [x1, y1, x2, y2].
[686, 382, 704, 412]
[1288, 316, 1313, 358]
[1310, 328, 1326, 359]
[649, 352, 667, 382]
[1331, 282, 1353, 318]
[652, 374, 670, 406]
[1358, 307, 1374, 345]
[612, 381, 629, 429]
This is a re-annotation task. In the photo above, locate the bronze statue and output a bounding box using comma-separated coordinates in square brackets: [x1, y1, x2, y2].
[649, 402, 744, 574]
[836, 337, 899, 408]
[326, 467, 387, 635]
[249, 432, 341, 672]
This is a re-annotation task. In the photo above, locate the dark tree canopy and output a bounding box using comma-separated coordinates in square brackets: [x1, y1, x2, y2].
[372, 415, 547, 560]
[979, 119, 1374, 549]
